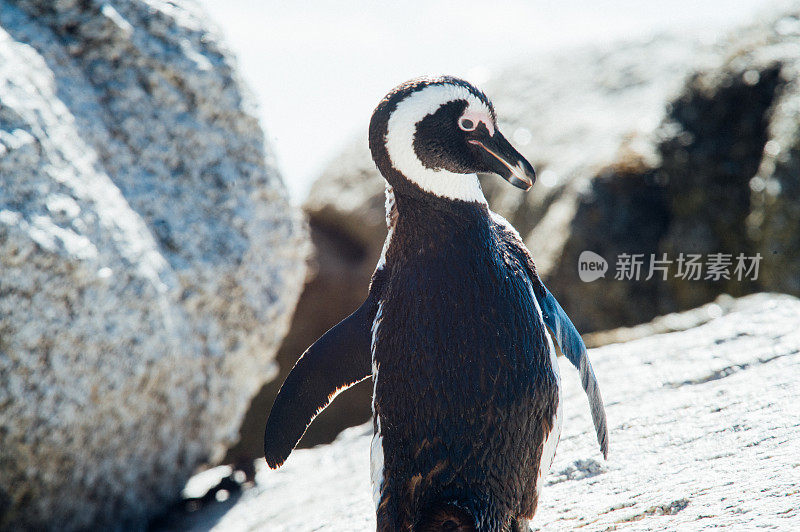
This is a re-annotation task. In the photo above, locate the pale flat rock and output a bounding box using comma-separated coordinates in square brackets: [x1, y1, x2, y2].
[583, 294, 739, 348]
[170, 293, 800, 531]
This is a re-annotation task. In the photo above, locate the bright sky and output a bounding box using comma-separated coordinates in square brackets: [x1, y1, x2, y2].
[198, 0, 771, 202]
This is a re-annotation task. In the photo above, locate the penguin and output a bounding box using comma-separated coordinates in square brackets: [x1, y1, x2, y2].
[264, 76, 608, 531]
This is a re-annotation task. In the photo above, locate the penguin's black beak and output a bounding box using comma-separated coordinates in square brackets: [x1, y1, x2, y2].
[469, 130, 536, 190]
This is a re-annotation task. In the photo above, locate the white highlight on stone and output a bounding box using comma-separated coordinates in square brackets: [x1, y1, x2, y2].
[539, 169, 559, 187]
[385, 83, 490, 203]
[513, 126, 532, 146]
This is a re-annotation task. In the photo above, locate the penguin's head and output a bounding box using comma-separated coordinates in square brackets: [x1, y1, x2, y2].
[369, 76, 535, 203]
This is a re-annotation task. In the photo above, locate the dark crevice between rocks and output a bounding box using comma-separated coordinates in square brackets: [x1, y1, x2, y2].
[0, 487, 11, 529]
[547, 459, 606, 486]
[309, 218, 369, 263]
[147, 467, 252, 532]
[614, 498, 690, 524]
[223, 221, 375, 465]
[663, 349, 795, 388]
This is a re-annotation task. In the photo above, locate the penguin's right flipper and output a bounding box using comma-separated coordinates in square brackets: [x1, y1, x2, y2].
[263, 297, 376, 469]
[535, 286, 609, 459]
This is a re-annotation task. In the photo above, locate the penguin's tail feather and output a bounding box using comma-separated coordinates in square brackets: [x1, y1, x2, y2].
[417, 503, 476, 532]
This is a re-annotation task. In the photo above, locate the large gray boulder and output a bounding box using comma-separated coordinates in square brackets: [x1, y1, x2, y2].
[163, 293, 800, 531]
[0, 1, 308, 529]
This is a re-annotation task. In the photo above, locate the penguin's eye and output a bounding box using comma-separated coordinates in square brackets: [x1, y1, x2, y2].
[458, 117, 477, 132]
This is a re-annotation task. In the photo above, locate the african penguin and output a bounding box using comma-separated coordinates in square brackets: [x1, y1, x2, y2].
[263, 76, 608, 531]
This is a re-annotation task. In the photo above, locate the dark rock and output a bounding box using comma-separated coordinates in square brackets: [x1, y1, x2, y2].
[657, 51, 784, 309]
[225, 221, 375, 463]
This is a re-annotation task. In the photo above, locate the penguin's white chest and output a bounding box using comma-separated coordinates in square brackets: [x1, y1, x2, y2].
[530, 281, 563, 495]
[370, 301, 385, 509]
[538, 352, 563, 495]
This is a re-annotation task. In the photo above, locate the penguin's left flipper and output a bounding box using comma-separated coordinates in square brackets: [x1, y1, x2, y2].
[263, 297, 376, 469]
[491, 212, 609, 458]
[535, 286, 609, 459]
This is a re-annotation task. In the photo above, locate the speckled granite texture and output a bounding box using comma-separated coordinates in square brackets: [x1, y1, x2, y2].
[0, 1, 308, 528]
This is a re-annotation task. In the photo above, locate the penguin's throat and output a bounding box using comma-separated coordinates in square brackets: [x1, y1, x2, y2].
[392, 191, 492, 244]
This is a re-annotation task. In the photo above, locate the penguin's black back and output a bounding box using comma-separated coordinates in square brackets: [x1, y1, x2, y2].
[373, 193, 558, 531]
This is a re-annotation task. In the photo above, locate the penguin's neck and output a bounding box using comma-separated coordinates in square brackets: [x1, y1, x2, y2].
[392, 188, 491, 247]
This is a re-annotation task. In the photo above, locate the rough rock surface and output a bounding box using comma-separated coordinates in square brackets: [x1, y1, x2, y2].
[163, 293, 800, 531]
[0, 1, 307, 529]
[583, 294, 739, 347]
[666, 6, 800, 301]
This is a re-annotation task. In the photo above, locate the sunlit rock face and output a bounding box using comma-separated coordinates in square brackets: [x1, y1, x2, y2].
[160, 293, 800, 531]
[0, 1, 308, 529]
